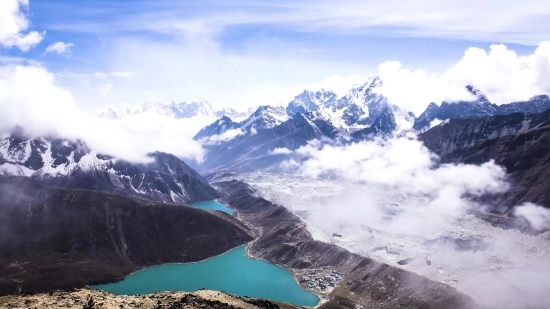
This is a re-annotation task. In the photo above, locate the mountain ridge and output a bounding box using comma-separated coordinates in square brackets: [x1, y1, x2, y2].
[0, 129, 219, 204]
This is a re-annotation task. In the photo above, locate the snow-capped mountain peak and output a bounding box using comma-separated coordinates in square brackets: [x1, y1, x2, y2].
[286, 89, 338, 116]
[97, 98, 254, 121]
[240, 105, 289, 131]
[170, 98, 216, 118]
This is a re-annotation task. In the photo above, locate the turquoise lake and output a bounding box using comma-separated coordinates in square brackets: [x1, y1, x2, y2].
[94, 201, 319, 307]
[189, 200, 234, 214]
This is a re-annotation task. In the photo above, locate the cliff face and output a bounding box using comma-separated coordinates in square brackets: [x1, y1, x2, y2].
[429, 126, 550, 214]
[0, 176, 254, 296]
[418, 112, 550, 214]
[214, 180, 477, 309]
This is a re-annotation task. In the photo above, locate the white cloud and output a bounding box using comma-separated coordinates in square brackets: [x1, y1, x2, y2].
[199, 128, 244, 145]
[376, 42, 550, 115]
[44, 42, 74, 55]
[289, 136, 507, 206]
[281, 135, 511, 237]
[110, 71, 136, 78]
[0, 0, 44, 51]
[514, 203, 550, 231]
[279, 136, 550, 308]
[0, 64, 205, 163]
[269, 147, 293, 155]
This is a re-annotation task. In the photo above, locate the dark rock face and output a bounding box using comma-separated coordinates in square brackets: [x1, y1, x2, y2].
[350, 105, 397, 139]
[0, 176, 254, 296]
[215, 180, 476, 309]
[418, 109, 550, 215]
[0, 130, 219, 204]
[413, 91, 550, 131]
[428, 125, 550, 213]
[419, 109, 550, 157]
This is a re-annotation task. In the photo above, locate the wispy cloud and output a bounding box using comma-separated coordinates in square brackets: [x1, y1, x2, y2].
[42, 0, 550, 45]
[44, 41, 74, 55]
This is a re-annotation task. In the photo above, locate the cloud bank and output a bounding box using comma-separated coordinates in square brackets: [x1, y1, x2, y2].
[0, 64, 206, 163]
[279, 136, 550, 308]
[199, 129, 244, 145]
[376, 42, 550, 115]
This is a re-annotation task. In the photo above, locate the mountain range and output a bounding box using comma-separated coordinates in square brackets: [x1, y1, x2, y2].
[413, 87, 550, 131]
[192, 79, 549, 173]
[97, 98, 255, 122]
[0, 128, 218, 204]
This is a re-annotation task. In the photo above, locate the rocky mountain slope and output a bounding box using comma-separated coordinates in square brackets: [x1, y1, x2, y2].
[0, 288, 302, 309]
[214, 180, 477, 309]
[0, 129, 219, 204]
[193, 78, 406, 172]
[413, 87, 550, 131]
[194, 80, 550, 173]
[0, 176, 254, 296]
[419, 110, 550, 214]
[419, 109, 550, 157]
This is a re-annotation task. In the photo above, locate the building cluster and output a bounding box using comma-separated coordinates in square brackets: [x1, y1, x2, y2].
[297, 268, 343, 291]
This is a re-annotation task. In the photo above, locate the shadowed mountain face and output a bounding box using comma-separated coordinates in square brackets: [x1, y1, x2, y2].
[0, 176, 254, 296]
[414, 92, 550, 131]
[419, 110, 550, 214]
[0, 129, 219, 204]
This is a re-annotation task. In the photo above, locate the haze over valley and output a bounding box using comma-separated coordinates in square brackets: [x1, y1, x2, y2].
[1, 1, 550, 309]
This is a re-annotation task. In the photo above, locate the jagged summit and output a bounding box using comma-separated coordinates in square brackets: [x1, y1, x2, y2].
[413, 90, 550, 131]
[286, 89, 338, 116]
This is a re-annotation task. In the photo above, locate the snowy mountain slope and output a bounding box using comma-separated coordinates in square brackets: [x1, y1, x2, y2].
[286, 89, 337, 116]
[0, 129, 219, 204]
[195, 113, 330, 172]
[192, 77, 408, 172]
[194, 105, 290, 142]
[215, 107, 255, 121]
[98, 98, 254, 122]
[413, 88, 550, 131]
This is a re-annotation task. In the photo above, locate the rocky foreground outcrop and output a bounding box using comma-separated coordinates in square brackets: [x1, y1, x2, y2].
[0, 176, 254, 296]
[0, 288, 303, 309]
[215, 180, 478, 309]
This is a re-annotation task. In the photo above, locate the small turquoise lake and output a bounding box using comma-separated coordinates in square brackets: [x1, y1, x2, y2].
[189, 200, 234, 214]
[94, 201, 319, 307]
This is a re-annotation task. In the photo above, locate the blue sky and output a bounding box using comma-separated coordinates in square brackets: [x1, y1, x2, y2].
[1, 0, 548, 110]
